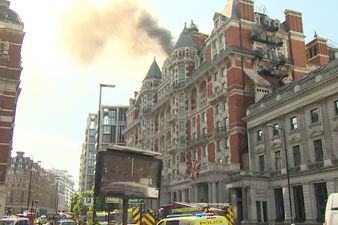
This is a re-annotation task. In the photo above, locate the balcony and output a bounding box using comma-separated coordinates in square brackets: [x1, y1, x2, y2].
[186, 45, 255, 87]
[308, 161, 324, 171]
[187, 134, 208, 148]
[199, 163, 230, 174]
[167, 144, 187, 154]
[270, 170, 281, 177]
[208, 88, 228, 104]
[167, 114, 177, 124]
[214, 126, 228, 138]
[288, 166, 301, 175]
[162, 176, 191, 186]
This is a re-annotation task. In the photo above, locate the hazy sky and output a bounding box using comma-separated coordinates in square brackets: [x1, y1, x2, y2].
[9, 0, 338, 189]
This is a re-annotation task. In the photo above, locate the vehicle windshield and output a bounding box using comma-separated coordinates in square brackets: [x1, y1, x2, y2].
[60, 222, 75, 225]
[0, 221, 14, 225]
[97, 216, 107, 222]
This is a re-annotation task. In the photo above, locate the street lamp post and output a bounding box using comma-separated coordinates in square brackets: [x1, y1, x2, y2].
[27, 158, 41, 210]
[267, 124, 294, 224]
[93, 84, 115, 224]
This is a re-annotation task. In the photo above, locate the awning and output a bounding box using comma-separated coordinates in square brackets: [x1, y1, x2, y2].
[244, 69, 271, 87]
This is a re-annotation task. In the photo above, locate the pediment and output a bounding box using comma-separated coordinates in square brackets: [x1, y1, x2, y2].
[271, 142, 282, 150]
[256, 147, 265, 154]
[310, 130, 324, 139]
[289, 136, 301, 144]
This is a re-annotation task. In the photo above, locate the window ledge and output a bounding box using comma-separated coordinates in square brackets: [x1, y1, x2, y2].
[310, 121, 321, 128]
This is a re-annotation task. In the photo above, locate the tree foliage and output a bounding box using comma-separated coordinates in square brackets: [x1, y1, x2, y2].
[69, 191, 93, 217]
[69, 186, 107, 217]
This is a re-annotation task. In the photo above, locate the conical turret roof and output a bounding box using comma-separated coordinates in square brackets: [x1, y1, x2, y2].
[173, 23, 197, 51]
[143, 57, 162, 80]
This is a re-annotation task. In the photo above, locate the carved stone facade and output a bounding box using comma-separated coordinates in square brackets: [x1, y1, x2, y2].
[244, 59, 338, 224]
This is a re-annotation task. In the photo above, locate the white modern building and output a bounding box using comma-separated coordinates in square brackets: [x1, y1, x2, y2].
[47, 168, 75, 212]
[243, 59, 338, 224]
[79, 106, 128, 192]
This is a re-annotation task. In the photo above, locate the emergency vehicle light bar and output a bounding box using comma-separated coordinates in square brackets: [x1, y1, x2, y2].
[166, 214, 193, 218]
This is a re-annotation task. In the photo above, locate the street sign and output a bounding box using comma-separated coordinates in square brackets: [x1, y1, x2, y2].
[81, 198, 93, 206]
[105, 197, 145, 204]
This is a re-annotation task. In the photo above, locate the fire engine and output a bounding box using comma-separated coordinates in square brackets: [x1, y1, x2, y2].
[113, 208, 156, 225]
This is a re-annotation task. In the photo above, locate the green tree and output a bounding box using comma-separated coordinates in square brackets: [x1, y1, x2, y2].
[89, 185, 106, 211]
[69, 191, 93, 217]
[69, 193, 79, 213]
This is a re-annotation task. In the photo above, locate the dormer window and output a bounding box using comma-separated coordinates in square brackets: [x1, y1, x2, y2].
[255, 18, 260, 24]
[215, 19, 219, 29]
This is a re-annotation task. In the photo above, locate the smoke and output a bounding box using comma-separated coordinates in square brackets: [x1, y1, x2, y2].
[57, 0, 174, 67]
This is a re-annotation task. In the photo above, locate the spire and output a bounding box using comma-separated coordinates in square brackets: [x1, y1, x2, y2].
[143, 57, 161, 80]
[173, 23, 197, 51]
[188, 20, 199, 32]
[222, 0, 238, 20]
[314, 30, 318, 38]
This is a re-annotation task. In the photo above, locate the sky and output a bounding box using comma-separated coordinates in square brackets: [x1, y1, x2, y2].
[9, 0, 338, 190]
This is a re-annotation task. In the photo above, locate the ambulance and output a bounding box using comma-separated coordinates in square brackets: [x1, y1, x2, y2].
[157, 213, 229, 225]
[0, 215, 30, 225]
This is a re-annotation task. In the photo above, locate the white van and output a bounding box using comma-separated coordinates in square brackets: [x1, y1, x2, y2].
[0, 216, 30, 225]
[324, 193, 338, 225]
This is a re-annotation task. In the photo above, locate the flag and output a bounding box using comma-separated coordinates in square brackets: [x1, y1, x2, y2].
[190, 159, 201, 179]
[178, 164, 188, 177]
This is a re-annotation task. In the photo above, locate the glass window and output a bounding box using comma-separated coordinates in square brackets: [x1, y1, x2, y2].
[257, 130, 263, 142]
[334, 100, 338, 115]
[216, 105, 220, 115]
[214, 72, 218, 81]
[217, 140, 221, 151]
[311, 108, 319, 123]
[194, 150, 198, 159]
[273, 124, 279, 136]
[226, 156, 230, 165]
[180, 94, 185, 102]
[179, 66, 185, 75]
[180, 136, 185, 144]
[222, 67, 226, 76]
[216, 121, 221, 129]
[192, 117, 196, 127]
[203, 146, 208, 157]
[274, 188, 285, 221]
[259, 155, 265, 172]
[225, 138, 230, 148]
[314, 183, 327, 223]
[202, 112, 206, 122]
[224, 101, 228, 111]
[314, 139, 323, 162]
[291, 117, 298, 130]
[180, 153, 185, 163]
[180, 107, 185, 114]
[293, 185, 306, 221]
[293, 145, 301, 167]
[147, 94, 152, 101]
[180, 122, 185, 131]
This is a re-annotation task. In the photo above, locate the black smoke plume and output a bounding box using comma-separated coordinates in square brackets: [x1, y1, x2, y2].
[57, 0, 174, 66]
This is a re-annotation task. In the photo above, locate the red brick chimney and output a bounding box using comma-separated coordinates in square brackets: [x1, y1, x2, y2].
[283, 9, 307, 79]
[236, 0, 254, 22]
[306, 32, 330, 67]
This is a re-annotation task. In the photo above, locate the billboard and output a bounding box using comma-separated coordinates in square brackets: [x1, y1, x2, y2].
[96, 148, 162, 199]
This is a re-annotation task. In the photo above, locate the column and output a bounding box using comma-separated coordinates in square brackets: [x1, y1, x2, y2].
[170, 191, 174, 204]
[282, 186, 292, 222]
[303, 183, 315, 223]
[181, 190, 186, 202]
[189, 187, 193, 203]
[194, 185, 199, 203]
[176, 190, 180, 202]
[208, 183, 212, 202]
[212, 182, 217, 203]
[320, 99, 335, 167]
[226, 188, 231, 203]
[242, 187, 248, 221]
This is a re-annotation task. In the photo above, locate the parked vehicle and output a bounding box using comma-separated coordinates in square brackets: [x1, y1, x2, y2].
[324, 193, 338, 225]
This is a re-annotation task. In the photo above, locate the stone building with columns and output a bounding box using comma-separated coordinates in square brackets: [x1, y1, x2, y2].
[243, 59, 338, 224]
[123, 0, 333, 223]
